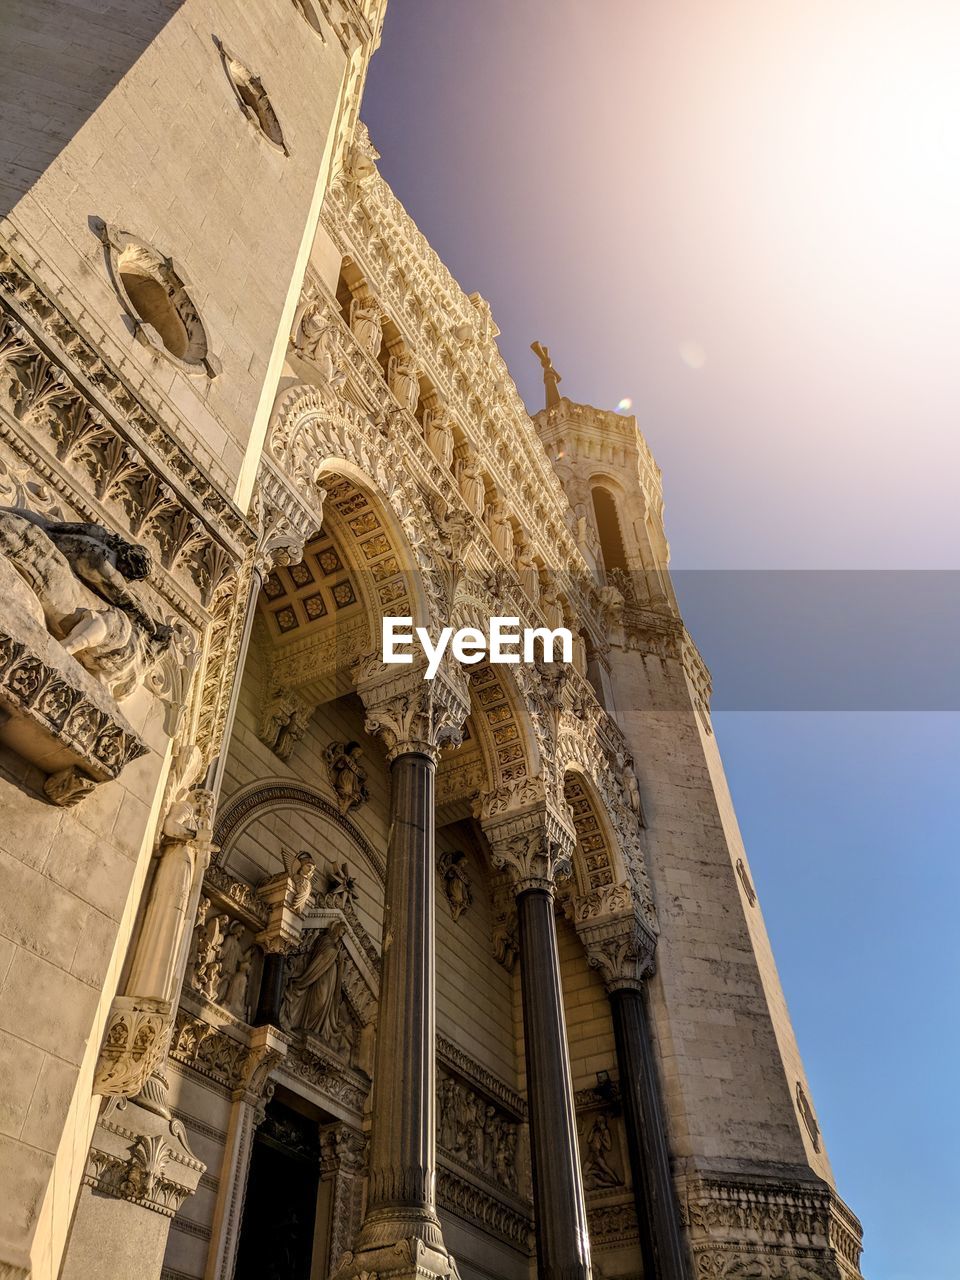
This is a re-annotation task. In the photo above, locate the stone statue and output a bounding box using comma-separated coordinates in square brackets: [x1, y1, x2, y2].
[190, 905, 229, 1003]
[0, 506, 172, 699]
[583, 1114, 621, 1189]
[620, 753, 643, 818]
[531, 340, 562, 409]
[294, 303, 346, 391]
[281, 920, 348, 1045]
[457, 452, 485, 517]
[223, 952, 253, 1020]
[540, 580, 565, 631]
[388, 349, 419, 414]
[515, 542, 540, 603]
[485, 500, 514, 563]
[423, 409, 455, 469]
[281, 850, 317, 913]
[216, 921, 246, 1002]
[438, 849, 472, 921]
[123, 752, 214, 1005]
[349, 291, 382, 359]
[323, 740, 368, 815]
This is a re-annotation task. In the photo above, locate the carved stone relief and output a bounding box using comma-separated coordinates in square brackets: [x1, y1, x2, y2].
[323, 739, 369, 814]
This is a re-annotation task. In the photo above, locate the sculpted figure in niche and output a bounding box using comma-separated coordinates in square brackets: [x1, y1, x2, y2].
[190, 901, 229, 1003]
[485, 499, 514, 563]
[0, 507, 172, 698]
[515, 542, 540, 604]
[223, 952, 254, 1020]
[539, 580, 565, 631]
[282, 921, 348, 1047]
[457, 452, 485, 518]
[216, 921, 246, 998]
[349, 291, 382, 359]
[583, 1114, 622, 1189]
[438, 849, 472, 921]
[388, 349, 419, 414]
[324, 740, 369, 815]
[423, 409, 455, 470]
[294, 303, 345, 391]
[124, 758, 214, 1005]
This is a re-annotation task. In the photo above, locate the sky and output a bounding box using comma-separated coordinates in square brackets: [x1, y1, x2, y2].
[362, 5, 959, 1278]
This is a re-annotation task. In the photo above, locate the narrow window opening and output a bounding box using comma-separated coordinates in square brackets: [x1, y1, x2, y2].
[591, 487, 629, 573]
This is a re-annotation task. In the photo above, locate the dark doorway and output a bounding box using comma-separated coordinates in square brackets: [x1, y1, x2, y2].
[235, 1096, 321, 1280]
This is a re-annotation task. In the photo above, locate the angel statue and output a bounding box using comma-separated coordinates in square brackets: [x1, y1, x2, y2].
[281, 850, 317, 913]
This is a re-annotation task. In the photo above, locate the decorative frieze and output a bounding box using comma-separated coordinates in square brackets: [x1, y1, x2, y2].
[680, 1174, 863, 1280]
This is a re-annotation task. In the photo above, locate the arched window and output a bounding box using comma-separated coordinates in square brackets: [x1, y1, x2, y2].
[591, 486, 628, 573]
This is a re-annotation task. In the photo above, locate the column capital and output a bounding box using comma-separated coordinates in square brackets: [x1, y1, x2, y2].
[357, 657, 469, 763]
[482, 801, 576, 895]
[574, 881, 658, 992]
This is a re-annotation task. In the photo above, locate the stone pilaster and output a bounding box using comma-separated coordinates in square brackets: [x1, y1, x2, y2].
[484, 806, 593, 1280]
[203, 1025, 287, 1280]
[575, 890, 689, 1280]
[319, 1123, 367, 1275]
[333, 666, 468, 1280]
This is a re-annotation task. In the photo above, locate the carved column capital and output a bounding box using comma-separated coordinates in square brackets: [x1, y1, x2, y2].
[573, 882, 658, 992]
[357, 659, 469, 763]
[482, 802, 576, 896]
[250, 458, 323, 580]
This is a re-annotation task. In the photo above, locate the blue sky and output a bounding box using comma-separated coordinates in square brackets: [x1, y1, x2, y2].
[362, 5, 960, 1276]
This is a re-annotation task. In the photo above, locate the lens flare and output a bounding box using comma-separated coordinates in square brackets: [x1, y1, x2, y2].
[679, 340, 706, 370]
[616, 397, 633, 412]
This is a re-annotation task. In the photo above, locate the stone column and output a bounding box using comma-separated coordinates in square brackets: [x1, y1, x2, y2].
[485, 806, 593, 1280]
[204, 1027, 287, 1280]
[335, 665, 468, 1280]
[576, 892, 688, 1280]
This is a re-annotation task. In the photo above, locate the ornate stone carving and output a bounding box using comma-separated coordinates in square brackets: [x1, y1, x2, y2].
[83, 1086, 205, 1219]
[188, 898, 231, 1003]
[388, 346, 420, 413]
[257, 685, 313, 760]
[680, 1173, 863, 1280]
[324, 739, 369, 813]
[0, 506, 173, 698]
[349, 290, 383, 358]
[93, 997, 172, 1098]
[280, 920, 348, 1050]
[580, 1113, 625, 1191]
[437, 1069, 522, 1195]
[0, 609, 148, 803]
[483, 803, 576, 895]
[292, 300, 347, 395]
[437, 849, 472, 921]
[574, 884, 657, 993]
[358, 660, 469, 762]
[423, 406, 454, 469]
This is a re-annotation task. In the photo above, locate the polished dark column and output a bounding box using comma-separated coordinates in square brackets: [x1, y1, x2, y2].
[517, 884, 593, 1280]
[577, 901, 689, 1280]
[341, 666, 467, 1280]
[610, 984, 688, 1280]
[253, 950, 285, 1027]
[359, 749, 445, 1250]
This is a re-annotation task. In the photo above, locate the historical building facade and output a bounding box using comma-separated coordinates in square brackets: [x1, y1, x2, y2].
[0, 5, 863, 1280]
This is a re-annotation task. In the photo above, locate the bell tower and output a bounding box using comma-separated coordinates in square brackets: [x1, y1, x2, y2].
[532, 354, 863, 1279]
